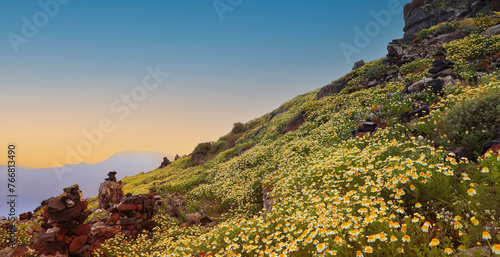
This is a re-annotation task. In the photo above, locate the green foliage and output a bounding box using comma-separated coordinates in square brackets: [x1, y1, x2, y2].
[437, 87, 500, 156]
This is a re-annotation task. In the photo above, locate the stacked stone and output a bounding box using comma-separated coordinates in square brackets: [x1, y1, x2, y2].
[405, 50, 458, 94]
[97, 171, 123, 210]
[34, 185, 97, 257]
[106, 193, 162, 238]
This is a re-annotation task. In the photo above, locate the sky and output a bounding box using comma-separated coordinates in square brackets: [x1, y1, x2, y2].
[0, 0, 411, 168]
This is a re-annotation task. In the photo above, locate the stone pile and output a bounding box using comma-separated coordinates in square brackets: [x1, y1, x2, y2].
[106, 193, 162, 238]
[97, 171, 123, 210]
[33, 185, 96, 257]
[405, 50, 460, 94]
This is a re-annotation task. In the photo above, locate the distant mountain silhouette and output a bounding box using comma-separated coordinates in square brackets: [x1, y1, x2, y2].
[0, 150, 169, 217]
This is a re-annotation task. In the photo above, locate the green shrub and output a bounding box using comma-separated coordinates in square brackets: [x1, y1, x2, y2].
[437, 87, 500, 156]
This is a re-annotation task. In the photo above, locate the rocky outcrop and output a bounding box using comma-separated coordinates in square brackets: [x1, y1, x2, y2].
[158, 157, 171, 168]
[33, 185, 94, 257]
[316, 80, 348, 100]
[280, 111, 306, 134]
[403, 0, 488, 40]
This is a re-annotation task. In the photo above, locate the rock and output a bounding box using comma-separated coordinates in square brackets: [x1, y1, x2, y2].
[68, 235, 88, 253]
[352, 60, 365, 70]
[200, 216, 212, 225]
[403, 0, 478, 38]
[482, 24, 500, 37]
[446, 146, 475, 163]
[117, 203, 136, 212]
[70, 224, 91, 236]
[411, 105, 430, 118]
[47, 197, 66, 213]
[158, 157, 171, 169]
[120, 218, 136, 225]
[50, 205, 82, 222]
[19, 212, 32, 221]
[97, 179, 123, 210]
[186, 213, 202, 225]
[39, 229, 57, 242]
[269, 108, 287, 121]
[436, 68, 453, 77]
[174, 154, 180, 161]
[316, 80, 348, 100]
[429, 60, 454, 74]
[482, 139, 500, 155]
[280, 111, 306, 134]
[430, 79, 445, 93]
[435, 30, 468, 43]
[407, 80, 427, 93]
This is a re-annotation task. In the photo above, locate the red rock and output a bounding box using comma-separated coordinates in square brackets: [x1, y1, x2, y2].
[71, 223, 91, 236]
[136, 204, 143, 211]
[69, 235, 88, 253]
[11, 247, 28, 257]
[135, 212, 143, 219]
[43, 208, 50, 221]
[64, 236, 73, 245]
[19, 212, 32, 220]
[124, 225, 136, 231]
[55, 234, 64, 241]
[482, 145, 500, 159]
[109, 212, 120, 222]
[79, 200, 88, 210]
[117, 203, 136, 212]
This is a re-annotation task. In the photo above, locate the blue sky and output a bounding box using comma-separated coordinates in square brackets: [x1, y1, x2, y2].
[0, 0, 411, 167]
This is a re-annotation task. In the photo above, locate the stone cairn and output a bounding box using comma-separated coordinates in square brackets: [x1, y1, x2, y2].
[405, 50, 459, 94]
[97, 171, 123, 210]
[31, 172, 162, 256]
[33, 184, 96, 257]
[158, 157, 171, 169]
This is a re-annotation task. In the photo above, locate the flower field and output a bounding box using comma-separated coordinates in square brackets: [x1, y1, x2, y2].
[95, 31, 500, 256]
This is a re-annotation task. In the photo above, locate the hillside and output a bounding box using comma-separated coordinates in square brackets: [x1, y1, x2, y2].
[3, 1, 500, 256]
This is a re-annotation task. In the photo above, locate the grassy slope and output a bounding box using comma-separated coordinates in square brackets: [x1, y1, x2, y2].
[97, 16, 500, 257]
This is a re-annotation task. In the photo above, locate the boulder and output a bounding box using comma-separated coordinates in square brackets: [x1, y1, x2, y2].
[352, 60, 365, 70]
[117, 203, 136, 212]
[281, 111, 306, 134]
[482, 24, 500, 37]
[482, 139, 500, 155]
[446, 146, 475, 163]
[70, 224, 91, 236]
[316, 80, 348, 100]
[68, 235, 87, 253]
[403, 0, 478, 38]
[47, 197, 66, 213]
[49, 205, 82, 222]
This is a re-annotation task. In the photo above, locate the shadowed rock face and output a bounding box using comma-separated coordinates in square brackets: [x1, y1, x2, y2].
[403, 0, 490, 39]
